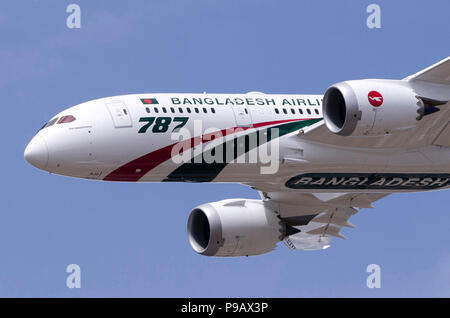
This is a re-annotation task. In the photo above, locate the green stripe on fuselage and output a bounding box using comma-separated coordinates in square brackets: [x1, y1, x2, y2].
[162, 118, 322, 182]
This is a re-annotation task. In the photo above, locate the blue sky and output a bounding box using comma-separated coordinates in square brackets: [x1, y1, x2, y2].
[1, 0, 450, 297]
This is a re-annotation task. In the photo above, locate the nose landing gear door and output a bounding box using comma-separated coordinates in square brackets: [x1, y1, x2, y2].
[106, 101, 133, 128]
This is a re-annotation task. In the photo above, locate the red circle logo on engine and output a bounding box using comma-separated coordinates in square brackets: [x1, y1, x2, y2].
[368, 91, 383, 107]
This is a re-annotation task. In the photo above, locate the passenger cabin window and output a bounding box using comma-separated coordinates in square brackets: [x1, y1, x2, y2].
[315, 109, 319, 115]
[275, 109, 279, 114]
[298, 108, 303, 114]
[145, 107, 150, 113]
[283, 109, 287, 114]
[211, 108, 216, 113]
[307, 109, 311, 114]
[195, 108, 199, 113]
[179, 107, 183, 113]
[187, 108, 191, 113]
[162, 107, 167, 113]
[154, 107, 159, 113]
[170, 107, 175, 113]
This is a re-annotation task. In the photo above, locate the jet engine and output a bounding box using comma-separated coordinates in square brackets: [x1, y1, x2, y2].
[187, 199, 297, 257]
[322, 79, 431, 136]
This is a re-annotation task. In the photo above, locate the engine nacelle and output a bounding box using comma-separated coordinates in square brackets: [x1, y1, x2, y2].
[187, 199, 282, 257]
[323, 79, 424, 136]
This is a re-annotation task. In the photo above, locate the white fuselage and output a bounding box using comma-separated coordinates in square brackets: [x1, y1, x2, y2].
[24, 93, 450, 193]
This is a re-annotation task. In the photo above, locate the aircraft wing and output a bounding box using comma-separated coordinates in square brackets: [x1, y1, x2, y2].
[303, 56, 450, 149]
[250, 187, 389, 250]
[405, 55, 450, 85]
[246, 57, 450, 250]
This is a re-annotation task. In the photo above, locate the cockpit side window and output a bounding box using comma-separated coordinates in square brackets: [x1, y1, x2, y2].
[57, 115, 76, 124]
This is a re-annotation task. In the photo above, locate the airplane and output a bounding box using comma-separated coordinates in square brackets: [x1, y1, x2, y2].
[24, 56, 450, 257]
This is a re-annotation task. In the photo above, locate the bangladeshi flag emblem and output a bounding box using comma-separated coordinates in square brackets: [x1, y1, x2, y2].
[140, 98, 159, 105]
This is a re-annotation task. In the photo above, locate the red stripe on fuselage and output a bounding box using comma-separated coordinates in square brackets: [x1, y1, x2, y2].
[103, 118, 306, 182]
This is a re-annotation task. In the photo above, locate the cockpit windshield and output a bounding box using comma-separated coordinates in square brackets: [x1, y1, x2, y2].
[39, 117, 59, 131]
[39, 115, 76, 131]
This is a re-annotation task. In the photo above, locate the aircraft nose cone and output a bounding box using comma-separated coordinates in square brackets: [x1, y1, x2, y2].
[24, 135, 49, 170]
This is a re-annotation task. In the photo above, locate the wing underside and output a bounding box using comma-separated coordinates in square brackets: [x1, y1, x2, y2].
[252, 189, 389, 250]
